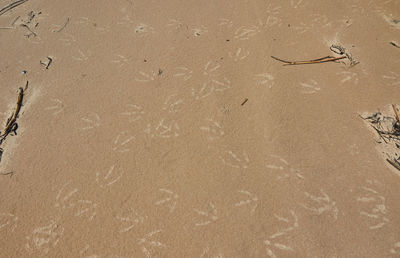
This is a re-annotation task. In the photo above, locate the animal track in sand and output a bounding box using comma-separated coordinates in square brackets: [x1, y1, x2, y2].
[44, 98, 64, 116]
[116, 208, 145, 233]
[265, 155, 304, 180]
[200, 118, 225, 141]
[235, 190, 259, 214]
[264, 210, 298, 258]
[81, 113, 100, 130]
[120, 104, 144, 123]
[292, 14, 331, 34]
[79, 244, 100, 257]
[173, 67, 193, 81]
[390, 242, 400, 255]
[0, 212, 18, 233]
[137, 229, 166, 257]
[135, 70, 156, 83]
[229, 47, 250, 61]
[192, 79, 231, 100]
[155, 188, 179, 213]
[55, 181, 97, 221]
[193, 202, 218, 226]
[234, 25, 261, 41]
[192, 60, 231, 99]
[166, 19, 184, 30]
[96, 165, 124, 188]
[299, 79, 320, 94]
[72, 49, 89, 61]
[58, 33, 76, 46]
[112, 131, 135, 153]
[25, 220, 64, 255]
[200, 246, 224, 258]
[355, 179, 389, 230]
[300, 189, 338, 220]
[117, 15, 134, 26]
[221, 150, 250, 169]
[337, 70, 365, 85]
[163, 94, 184, 113]
[218, 18, 234, 28]
[144, 118, 180, 138]
[290, 0, 306, 9]
[110, 54, 129, 66]
[254, 72, 274, 88]
[383, 71, 400, 86]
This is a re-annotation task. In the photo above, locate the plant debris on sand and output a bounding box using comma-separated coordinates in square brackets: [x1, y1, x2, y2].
[0, 82, 27, 163]
[361, 104, 400, 172]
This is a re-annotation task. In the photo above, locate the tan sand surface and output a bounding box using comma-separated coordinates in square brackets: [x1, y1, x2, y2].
[0, 0, 400, 257]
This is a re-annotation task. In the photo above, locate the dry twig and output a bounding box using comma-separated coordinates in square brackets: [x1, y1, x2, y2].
[271, 55, 346, 66]
[0, 81, 27, 144]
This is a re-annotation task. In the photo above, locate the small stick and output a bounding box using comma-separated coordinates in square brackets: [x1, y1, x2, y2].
[271, 55, 346, 66]
[392, 104, 400, 123]
[0, 82, 27, 139]
[390, 42, 400, 48]
[371, 125, 388, 143]
[46, 56, 52, 69]
[241, 98, 248, 106]
[0, 0, 29, 16]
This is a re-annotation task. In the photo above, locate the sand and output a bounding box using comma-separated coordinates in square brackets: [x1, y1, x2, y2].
[0, 0, 400, 257]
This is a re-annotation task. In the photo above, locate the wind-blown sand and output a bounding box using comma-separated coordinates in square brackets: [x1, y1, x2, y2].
[0, 0, 400, 257]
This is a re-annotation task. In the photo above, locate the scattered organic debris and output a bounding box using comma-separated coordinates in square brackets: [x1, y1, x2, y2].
[361, 104, 400, 172]
[18, 10, 41, 37]
[0, 0, 28, 16]
[272, 44, 359, 66]
[52, 17, 70, 33]
[241, 98, 248, 106]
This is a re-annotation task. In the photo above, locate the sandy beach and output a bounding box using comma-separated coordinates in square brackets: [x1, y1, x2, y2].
[1, 0, 400, 257]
